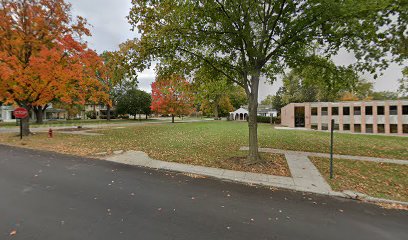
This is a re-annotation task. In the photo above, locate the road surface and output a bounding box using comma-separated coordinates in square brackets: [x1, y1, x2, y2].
[0, 145, 406, 240]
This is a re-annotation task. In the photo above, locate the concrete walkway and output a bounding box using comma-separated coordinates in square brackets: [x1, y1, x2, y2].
[102, 151, 340, 197]
[240, 147, 408, 165]
[285, 154, 332, 194]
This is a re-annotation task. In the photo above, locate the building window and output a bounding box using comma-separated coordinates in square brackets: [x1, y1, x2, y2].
[403, 106, 408, 115]
[343, 124, 350, 131]
[321, 123, 328, 130]
[311, 107, 318, 116]
[377, 124, 385, 133]
[311, 124, 318, 130]
[334, 124, 340, 130]
[332, 107, 339, 115]
[389, 106, 398, 115]
[390, 124, 398, 133]
[354, 106, 361, 115]
[343, 107, 350, 115]
[321, 107, 328, 116]
[366, 124, 373, 133]
[377, 106, 385, 115]
[365, 106, 373, 115]
[403, 125, 408, 134]
[354, 124, 361, 133]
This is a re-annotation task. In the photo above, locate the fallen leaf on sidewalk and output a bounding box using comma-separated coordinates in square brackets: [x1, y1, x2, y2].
[10, 230, 17, 236]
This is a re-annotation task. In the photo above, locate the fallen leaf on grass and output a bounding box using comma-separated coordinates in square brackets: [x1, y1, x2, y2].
[376, 203, 408, 211]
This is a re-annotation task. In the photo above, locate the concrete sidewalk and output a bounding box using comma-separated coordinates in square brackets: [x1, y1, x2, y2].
[102, 150, 342, 197]
[285, 154, 332, 194]
[240, 147, 408, 165]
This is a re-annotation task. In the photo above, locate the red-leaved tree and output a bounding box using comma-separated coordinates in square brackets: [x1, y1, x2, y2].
[151, 75, 194, 123]
[0, 0, 109, 134]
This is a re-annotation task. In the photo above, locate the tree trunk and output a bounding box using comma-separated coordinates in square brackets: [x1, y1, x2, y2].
[214, 104, 219, 120]
[107, 105, 111, 121]
[246, 70, 261, 164]
[171, 114, 175, 123]
[145, 113, 148, 119]
[33, 107, 44, 124]
[21, 116, 30, 136]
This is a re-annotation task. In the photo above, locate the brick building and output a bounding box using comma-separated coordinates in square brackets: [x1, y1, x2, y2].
[281, 100, 408, 135]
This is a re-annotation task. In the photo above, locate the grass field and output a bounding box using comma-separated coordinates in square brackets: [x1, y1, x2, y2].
[1, 121, 408, 160]
[310, 157, 408, 202]
[0, 116, 210, 128]
[0, 119, 152, 128]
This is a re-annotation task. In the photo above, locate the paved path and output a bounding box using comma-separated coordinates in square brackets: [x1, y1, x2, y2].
[104, 151, 297, 192]
[240, 147, 408, 165]
[1, 145, 407, 240]
[285, 154, 332, 194]
[103, 151, 339, 197]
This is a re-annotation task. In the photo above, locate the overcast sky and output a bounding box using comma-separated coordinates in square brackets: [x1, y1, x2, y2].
[70, 0, 406, 101]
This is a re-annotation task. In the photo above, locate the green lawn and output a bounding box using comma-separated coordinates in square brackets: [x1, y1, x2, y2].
[0, 116, 211, 128]
[310, 157, 408, 202]
[1, 121, 408, 160]
[0, 119, 149, 128]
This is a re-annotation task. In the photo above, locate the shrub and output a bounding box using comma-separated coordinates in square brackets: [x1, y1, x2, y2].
[257, 115, 271, 123]
[86, 111, 97, 119]
[255, 115, 280, 124]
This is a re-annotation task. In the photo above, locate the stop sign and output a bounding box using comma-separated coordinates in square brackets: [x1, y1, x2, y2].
[14, 107, 28, 119]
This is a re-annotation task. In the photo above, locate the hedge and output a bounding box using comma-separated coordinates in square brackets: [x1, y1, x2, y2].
[256, 115, 281, 124]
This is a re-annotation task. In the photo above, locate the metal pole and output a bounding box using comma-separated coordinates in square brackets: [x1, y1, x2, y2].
[20, 118, 23, 140]
[330, 119, 334, 179]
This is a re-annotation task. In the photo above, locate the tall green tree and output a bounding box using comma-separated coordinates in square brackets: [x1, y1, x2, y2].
[193, 66, 234, 119]
[129, 0, 406, 163]
[260, 95, 274, 105]
[399, 67, 408, 96]
[371, 91, 400, 100]
[116, 89, 151, 120]
[272, 89, 285, 114]
[228, 85, 247, 109]
[291, 56, 360, 101]
[99, 40, 139, 121]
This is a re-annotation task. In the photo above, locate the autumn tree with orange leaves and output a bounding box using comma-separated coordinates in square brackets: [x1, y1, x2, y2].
[151, 75, 194, 123]
[0, 0, 109, 134]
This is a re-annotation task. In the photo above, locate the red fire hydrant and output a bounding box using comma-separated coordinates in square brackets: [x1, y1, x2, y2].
[48, 128, 53, 138]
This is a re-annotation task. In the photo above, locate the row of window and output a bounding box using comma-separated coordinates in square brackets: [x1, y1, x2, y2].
[311, 105, 408, 116]
[311, 124, 408, 134]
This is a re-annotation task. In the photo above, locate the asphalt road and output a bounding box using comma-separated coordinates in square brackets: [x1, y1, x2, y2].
[0, 145, 407, 240]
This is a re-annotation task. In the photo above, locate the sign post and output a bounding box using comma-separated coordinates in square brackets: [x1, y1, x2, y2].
[13, 107, 29, 140]
[330, 119, 335, 179]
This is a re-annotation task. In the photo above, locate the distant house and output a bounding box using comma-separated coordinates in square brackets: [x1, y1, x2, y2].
[229, 105, 277, 121]
[0, 104, 66, 122]
[83, 103, 116, 119]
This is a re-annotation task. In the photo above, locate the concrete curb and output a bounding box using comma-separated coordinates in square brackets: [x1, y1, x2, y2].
[341, 190, 408, 206]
